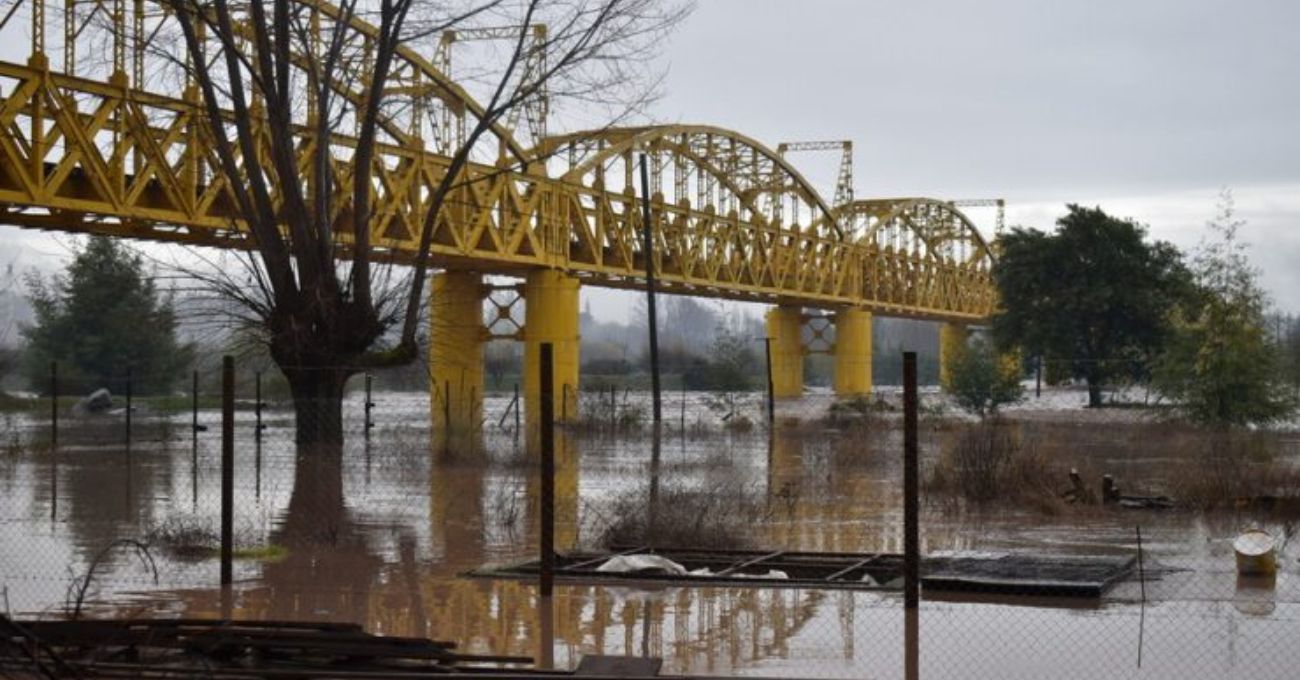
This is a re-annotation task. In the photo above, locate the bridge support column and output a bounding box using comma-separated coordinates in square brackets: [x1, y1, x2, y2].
[524, 270, 580, 430]
[939, 322, 969, 389]
[833, 308, 872, 397]
[766, 306, 803, 398]
[430, 271, 486, 441]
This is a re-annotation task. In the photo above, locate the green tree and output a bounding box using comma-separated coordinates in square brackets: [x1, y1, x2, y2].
[1287, 316, 1300, 397]
[992, 205, 1192, 407]
[945, 337, 1024, 418]
[22, 237, 191, 395]
[683, 325, 756, 392]
[1153, 193, 1295, 427]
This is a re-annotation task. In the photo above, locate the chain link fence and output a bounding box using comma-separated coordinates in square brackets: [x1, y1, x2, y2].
[3, 360, 1300, 678]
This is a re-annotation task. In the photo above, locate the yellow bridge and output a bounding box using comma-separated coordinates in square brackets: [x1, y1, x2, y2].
[0, 0, 996, 429]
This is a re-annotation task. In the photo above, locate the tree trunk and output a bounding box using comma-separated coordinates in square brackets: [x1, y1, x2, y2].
[1087, 378, 1103, 408]
[285, 367, 350, 447]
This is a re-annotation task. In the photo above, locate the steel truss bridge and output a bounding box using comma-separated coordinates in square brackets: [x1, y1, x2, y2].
[0, 0, 996, 322]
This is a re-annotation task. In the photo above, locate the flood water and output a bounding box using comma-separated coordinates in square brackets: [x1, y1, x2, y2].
[2, 389, 1299, 679]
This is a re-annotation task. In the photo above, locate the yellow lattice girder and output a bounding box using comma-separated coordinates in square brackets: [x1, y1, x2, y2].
[0, 0, 997, 323]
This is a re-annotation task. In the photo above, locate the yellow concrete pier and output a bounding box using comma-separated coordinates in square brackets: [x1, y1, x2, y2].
[766, 306, 804, 398]
[430, 271, 486, 439]
[524, 269, 581, 428]
[833, 308, 873, 397]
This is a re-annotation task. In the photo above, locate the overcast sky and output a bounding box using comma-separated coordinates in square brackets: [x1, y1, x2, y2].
[3, 0, 1297, 320]
[580, 0, 1300, 319]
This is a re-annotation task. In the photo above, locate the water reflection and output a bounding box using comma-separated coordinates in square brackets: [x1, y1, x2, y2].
[258, 447, 385, 624]
[4, 397, 1300, 678]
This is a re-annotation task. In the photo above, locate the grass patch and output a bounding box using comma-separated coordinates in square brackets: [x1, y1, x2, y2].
[145, 516, 287, 562]
[232, 544, 290, 562]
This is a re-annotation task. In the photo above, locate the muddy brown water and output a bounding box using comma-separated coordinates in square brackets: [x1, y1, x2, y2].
[1, 390, 1299, 679]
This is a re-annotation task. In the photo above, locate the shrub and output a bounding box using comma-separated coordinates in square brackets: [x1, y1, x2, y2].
[944, 337, 1024, 418]
[588, 480, 765, 550]
[1169, 431, 1300, 511]
[925, 421, 1055, 507]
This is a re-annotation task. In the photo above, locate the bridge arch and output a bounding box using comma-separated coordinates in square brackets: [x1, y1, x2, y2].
[44, 0, 525, 159]
[841, 198, 994, 269]
[536, 125, 841, 240]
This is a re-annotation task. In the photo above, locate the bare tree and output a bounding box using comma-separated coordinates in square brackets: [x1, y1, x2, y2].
[138, 0, 687, 445]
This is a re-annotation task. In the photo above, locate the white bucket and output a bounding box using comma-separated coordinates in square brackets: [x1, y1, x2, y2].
[1234, 530, 1277, 576]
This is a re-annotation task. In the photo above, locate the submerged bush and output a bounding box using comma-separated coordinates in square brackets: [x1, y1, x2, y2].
[925, 421, 1055, 507]
[1169, 431, 1300, 511]
[588, 479, 766, 550]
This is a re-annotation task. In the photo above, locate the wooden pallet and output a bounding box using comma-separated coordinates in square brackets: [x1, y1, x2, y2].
[471, 546, 1136, 598]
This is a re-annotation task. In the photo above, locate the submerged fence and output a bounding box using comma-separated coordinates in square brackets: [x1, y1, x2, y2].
[3, 355, 1300, 678]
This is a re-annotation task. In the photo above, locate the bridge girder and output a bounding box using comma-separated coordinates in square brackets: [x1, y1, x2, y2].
[0, 0, 997, 322]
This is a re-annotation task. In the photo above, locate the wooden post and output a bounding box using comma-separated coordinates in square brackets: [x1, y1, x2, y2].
[639, 154, 662, 425]
[1036, 355, 1043, 398]
[220, 356, 234, 587]
[539, 343, 556, 598]
[764, 338, 775, 425]
[903, 351, 920, 680]
[680, 381, 686, 432]
[191, 370, 201, 445]
[49, 361, 58, 452]
[254, 370, 263, 499]
[903, 351, 919, 610]
[364, 372, 375, 436]
[124, 367, 132, 453]
[191, 369, 200, 509]
[124, 366, 133, 516]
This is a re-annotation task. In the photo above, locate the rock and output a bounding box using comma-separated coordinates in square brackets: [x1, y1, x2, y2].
[72, 388, 114, 415]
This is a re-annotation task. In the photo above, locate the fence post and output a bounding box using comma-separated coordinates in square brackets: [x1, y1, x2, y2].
[364, 372, 375, 436]
[124, 366, 132, 453]
[220, 356, 234, 587]
[639, 154, 662, 425]
[764, 337, 775, 425]
[903, 351, 919, 679]
[1037, 355, 1045, 398]
[254, 370, 264, 499]
[254, 370, 264, 441]
[680, 381, 686, 432]
[49, 360, 58, 522]
[539, 343, 555, 599]
[514, 382, 521, 440]
[192, 370, 202, 444]
[124, 366, 134, 515]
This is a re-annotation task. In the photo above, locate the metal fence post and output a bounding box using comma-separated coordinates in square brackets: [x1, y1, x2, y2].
[49, 360, 58, 521]
[539, 342, 555, 598]
[254, 370, 264, 441]
[639, 154, 662, 425]
[220, 356, 234, 587]
[764, 338, 775, 425]
[903, 351, 919, 606]
[903, 351, 919, 679]
[254, 370, 264, 499]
